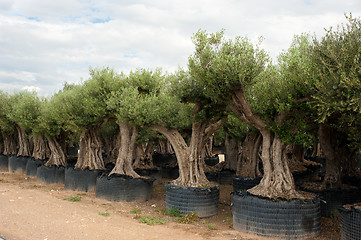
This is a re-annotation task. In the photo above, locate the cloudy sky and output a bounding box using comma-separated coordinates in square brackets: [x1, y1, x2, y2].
[1, 0, 360, 96]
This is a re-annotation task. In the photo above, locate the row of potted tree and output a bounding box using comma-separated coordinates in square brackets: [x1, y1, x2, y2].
[0, 14, 360, 239]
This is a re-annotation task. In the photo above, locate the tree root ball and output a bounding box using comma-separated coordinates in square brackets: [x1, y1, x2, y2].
[233, 191, 321, 239]
[96, 174, 155, 202]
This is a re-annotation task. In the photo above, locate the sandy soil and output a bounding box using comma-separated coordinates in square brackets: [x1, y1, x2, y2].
[0, 171, 340, 240]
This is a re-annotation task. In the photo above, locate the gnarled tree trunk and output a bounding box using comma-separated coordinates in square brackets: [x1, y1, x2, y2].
[2, 132, 17, 155]
[103, 130, 121, 165]
[204, 135, 214, 157]
[133, 142, 154, 169]
[232, 90, 304, 199]
[110, 123, 139, 177]
[16, 126, 30, 157]
[154, 120, 222, 187]
[285, 143, 306, 172]
[237, 133, 262, 177]
[75, 126, 105, 170]
[318, 124, 341, 189]
[45, 137, 66, 167]
[248, 131, 302, 199]
[32, 135, 47, 160]
[223, 133, 239, 171]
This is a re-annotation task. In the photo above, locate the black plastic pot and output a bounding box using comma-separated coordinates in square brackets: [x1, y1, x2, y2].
[205, 171, 219, 183]
[152, 152, 177, 167]
[219, 170, 236, 185]
[204, 155, 219, 166]
[66, 158, 78, 168]
[160, 166, 179, 179]
[37, 165, 65, 184]
[25, 158, 44, 176]
[96, 174, 155, 202]
[0, 155, 8, 171]
[233, 176, 262, 192]
[300, 186, 361, 217]
[65, 167, 104, 192]
[135, 168, 161, 183]
[9, 156, 28, 173]
[339, 205, 361, 240]
[165, 183, 219, 218]
[233, 191, 321, 239]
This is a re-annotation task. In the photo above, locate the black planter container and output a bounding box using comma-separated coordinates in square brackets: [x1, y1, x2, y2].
[160, 166, 179, 179]
[205, 171, 219, 183]
[165, 183, 219, 218]
[204, 155, 219, 166]
[339, 205, 361, 240]
[0, 155, 8, 171]
[65, 167, 104, 192]
[300, 186, 361, 217]
[233, 176, 262, 192]
[37, 165, 65, 184]
[152, 152, 177, 167]
[96, 174, 155, 202]
[25, 158, 44, 176]
[135, 168, 161, 183]
[233, 191, 321, 239]
[219, 170, 236, 185]
[9, 156, 28, 173]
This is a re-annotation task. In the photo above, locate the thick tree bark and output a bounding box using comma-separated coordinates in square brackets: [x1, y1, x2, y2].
[318, 124, 342, 189]
[285, 143, 307, 172]
[204, 135, 214, 157]
[45, 137, 66, 167]
[16, 126, 31, 157]
[2, 132, 17, 155]
[153, 119, 223, 187]
[133, 142, 154, 169]
[32, 135, 47, 160]
[223, 133, 239, 171]
[232, 90, 305, 199]
[75, 126, 105, 170]
[237, 133, 262, 177]
[103, 130, 121, 165]
[110, 123, 139, 177]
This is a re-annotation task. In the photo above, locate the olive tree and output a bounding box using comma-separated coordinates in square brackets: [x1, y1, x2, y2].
[190, 30, 315, 198]
[6, 91, 41, 158]
[149, 70, 226, 187]
[310, 14, 361, 188]
[0, 91, 17, 155]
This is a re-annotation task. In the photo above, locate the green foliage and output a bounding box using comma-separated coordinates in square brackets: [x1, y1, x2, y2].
[6, 90, 42, 133]
[67, 196, 81, 202]
[0, 91, 16, 133]
[130, 209, 141, 215]
[162, 207, 181, 217]
[98, 212, 110, 217]
[138, 216, 169, 225]
[175, 212, 200, 224]
[207, 224, 217, 230]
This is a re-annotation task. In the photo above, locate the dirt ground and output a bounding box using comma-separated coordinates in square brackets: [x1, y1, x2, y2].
[0, 171, 341, 240]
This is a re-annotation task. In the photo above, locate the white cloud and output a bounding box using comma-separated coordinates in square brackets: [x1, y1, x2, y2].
[0, 0, 361, 95]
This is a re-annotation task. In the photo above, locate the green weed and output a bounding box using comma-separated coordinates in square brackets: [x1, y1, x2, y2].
[139, 216, 169, 225]
[162, 207, 181, 217]
[67, 196, 81, 202]
[176, 212, 200, 224]
[98, 212, 110, 217]
[207, 224, 217, 230]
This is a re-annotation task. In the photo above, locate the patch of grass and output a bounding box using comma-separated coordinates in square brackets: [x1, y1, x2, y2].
[130, 209, 141, 215]
[67, 196, 81, 202]
[77, 193, 87, 196]
[162, 207, 181, 217]
[98, 212, 110, 217]
[207, 224, 217, 230]
[139, 216, 168, 225]
[175, 212, 200, 224]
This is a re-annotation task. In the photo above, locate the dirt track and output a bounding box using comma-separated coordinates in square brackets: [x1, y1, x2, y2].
[0, 171, 340, 240]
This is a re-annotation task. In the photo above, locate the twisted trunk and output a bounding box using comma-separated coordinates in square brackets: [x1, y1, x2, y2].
[103, 130, 120, 165]
[232, 90, 304, 199]
[75, 126, 105, 170]
[133, 142, 154, 169]
[237, 133, 262, 177]
[204, 135, 214, 157]
[153, 120, 222, 187]
[318, 124, 341, 189]
[2, 132, 17, 155]
[110, 123, 139, 177]
[45, 137, 66, 167]
[16, 126, 30, 157]
[285, 144, 306, 172]
[32, 135, 47, 160]
[223, 133, 239, 171]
